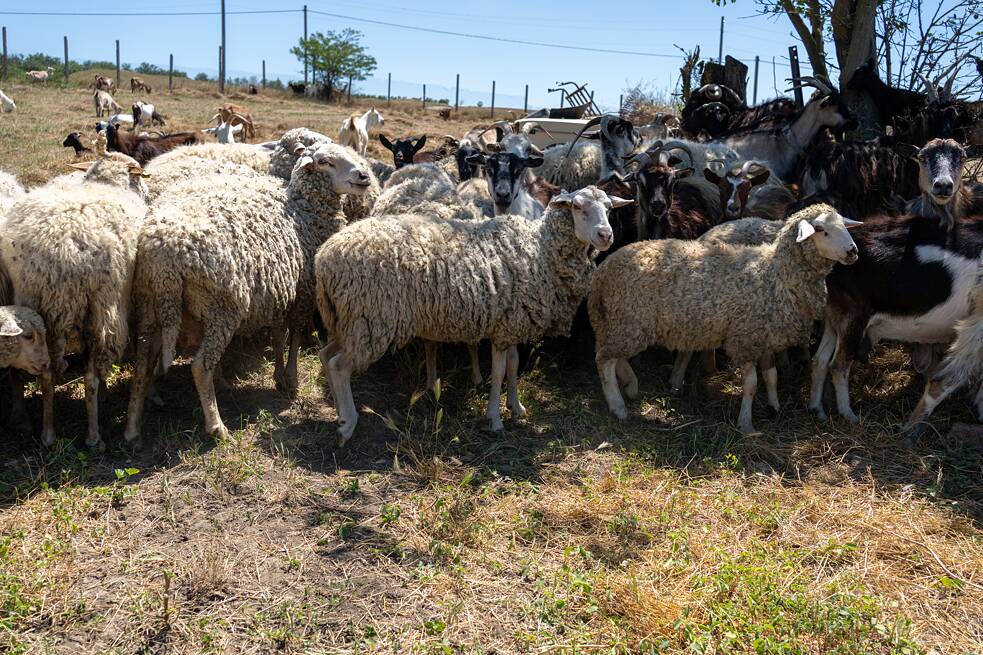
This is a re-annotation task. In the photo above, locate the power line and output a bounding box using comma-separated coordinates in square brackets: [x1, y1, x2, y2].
[0, 9, 300, 16]
[307, 9, 685, 59]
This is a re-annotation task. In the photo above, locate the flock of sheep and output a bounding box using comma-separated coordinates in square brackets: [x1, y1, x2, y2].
[0, 68, 981, 451]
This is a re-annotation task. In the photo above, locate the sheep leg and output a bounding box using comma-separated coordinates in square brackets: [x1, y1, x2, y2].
[424, 340, 439, 392]
[468, 343, 483, 385]
[284, 329, 301, 396]
[669, 351, 693, 396]
[699, 350, 717, 374]
[487, 346, 508, 431]
[830, 351, 859, 423]
[506, 345, 526, 419]
[736, 362, 758, 435]
[40, 370, 56, 447]
[598, 358, 628, 420]
[809, 323, 837, 420]
[759, 353, 779, 418]
[327, 352, 358, 446]
[903, 376, 961, 442]
[272, 326, 288, 392]
[124, 335, 160, 443]
[616, 359, 639, 399]
[974, 382, 983, 423]
[84, 358, 105, 452]
[191, 360, 228, 439]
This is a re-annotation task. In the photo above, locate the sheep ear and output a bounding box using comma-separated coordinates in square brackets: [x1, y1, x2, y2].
[294, 155, 315, 172]
[796, 219, 816, 242]
[609, 196, 633, 208]
[551, 190, 576, 207]
[0, 317, 22, 337]
[292, 143, 308, 156]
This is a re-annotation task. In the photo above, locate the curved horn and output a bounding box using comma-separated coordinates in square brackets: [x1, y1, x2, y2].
[656, 140, 695, 169]
[740, 160, 754, 177]
[700, 84, 723, 100]
[623, 151, 652, 173]
[565, 115, 604, 157]
[916, 72, 939, 103]
[520, 121, 555, 140]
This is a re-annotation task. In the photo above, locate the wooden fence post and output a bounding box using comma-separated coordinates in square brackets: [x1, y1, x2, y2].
[1, 27, 6, 81]
[524, 84, 528, 113]
[422, 84, 426, 109]
[455, 73, 459, 111]
[63, 36, 68, 82]
[490, 80, 495, 118]
[789, 45, 803, 107]
[168, 54, 173, 91]
[115, 40, 120, 89]
[387, 72, 391, 106]
[262, 60, 266, 88]
[347, 73, 352, 104]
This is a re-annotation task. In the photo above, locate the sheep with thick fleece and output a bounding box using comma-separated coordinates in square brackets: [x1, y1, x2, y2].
[0, 306, 49, 374]
[269, 127, 331, 179]
[146, 142, 272, 178]
[699, 216, 782, 246]
[0, 179, 147, 450]
[538, 141, 602, 192]
[144, 157, 266, 202]
[589, 204, 860, 434]
[315, 185, 628, 445]
[123, 142, 370, 442]
[371, 164, 481, 221]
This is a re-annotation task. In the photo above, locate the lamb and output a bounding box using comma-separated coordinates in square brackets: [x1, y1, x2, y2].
[0, 176, 148, 450]
[315, 185, 628, 445]
[94, 90, 123, 117]
[589, 204, 860, 434]
[0, 306, 50, 375]
[0, 89, 15, 113]
[122, 142, 371, 442]
[338, 108, 384, 156]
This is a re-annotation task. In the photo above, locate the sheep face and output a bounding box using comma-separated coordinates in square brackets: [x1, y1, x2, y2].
[795, 209, 860, 265]
[468, 151, 544, 212]
[704, 160, 771, 219]
[293, 143, 372, 195]
[0, 307, 50, 376]
[551, 186, 629, 251]
[379, 134, 427, 169]
[917, 138, 965, 206]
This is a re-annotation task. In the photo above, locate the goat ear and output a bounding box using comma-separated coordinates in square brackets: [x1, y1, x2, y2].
[796, 219, 816, 243]
[524, 154, 544, 168]
[703, 166, 722, 185]
[0, 317, 23, 337]
[749, 168, 771, 186]
[292, 143, 308, 156]
[379, 134, 394, 152]
[412, 135, 428, 153]
[609, 196, 633, 208]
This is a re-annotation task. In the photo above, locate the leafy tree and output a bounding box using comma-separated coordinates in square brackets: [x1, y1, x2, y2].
[291, 29, 377, 101]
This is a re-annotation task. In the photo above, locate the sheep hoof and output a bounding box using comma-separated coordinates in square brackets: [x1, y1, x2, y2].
[510, 402, 527, 419]
[810, 406, 828, 422]
[86, 435, 106, 453]
[840, 410, 860, 424]
[489, 418, 504, 432]
[610, 405, 629, 421]
[337, 422, 356, 447]
[207, 424, 230, 440]
[668, 386, 684, 398]
[767, 405, 780, 419]
[40, 429, 57, 447]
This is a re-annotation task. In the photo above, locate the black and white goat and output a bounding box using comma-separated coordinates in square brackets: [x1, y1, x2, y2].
[132, 101, 165, 128]
[810, 139, 983, 423]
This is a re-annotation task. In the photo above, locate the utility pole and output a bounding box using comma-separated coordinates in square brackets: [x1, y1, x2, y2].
[220, 0, 226, 94]
[218, 46, 223, 92]
[303, 4, 308, 85]
[752, 55, 759, 105]
[718, 16, 724, 64]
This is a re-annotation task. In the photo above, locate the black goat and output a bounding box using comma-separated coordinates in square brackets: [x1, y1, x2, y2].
[627, 148, 722, 240]
[379, 134, 428, 169]
[62, 131, 91, 157]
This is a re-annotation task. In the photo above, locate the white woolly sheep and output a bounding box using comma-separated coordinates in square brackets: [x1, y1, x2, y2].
[0, 179, 148, 450]
[147, 142, 273, 177]
[269, 128, 332, 179]
[372, 164, 481, 221]
[123, 142, 371, 442]
[0, 170, 26, 216]
[315, 185, 629, 445]
[0, 89, 15, 113]
[589, 204, 861, 434]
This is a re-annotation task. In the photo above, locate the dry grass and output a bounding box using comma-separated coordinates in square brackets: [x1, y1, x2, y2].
[1, 76, 982, 654]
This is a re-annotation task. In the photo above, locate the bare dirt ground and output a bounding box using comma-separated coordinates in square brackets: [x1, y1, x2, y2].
[0, 72, 981, 655]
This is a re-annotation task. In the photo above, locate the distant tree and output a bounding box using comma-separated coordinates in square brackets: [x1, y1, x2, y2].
[194, 72, 210, 82]
[136, 62, 168, 75]
[290, 29, 377, 102]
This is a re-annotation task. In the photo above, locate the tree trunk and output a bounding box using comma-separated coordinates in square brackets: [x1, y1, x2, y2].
[780, 0, 830, 79]
[832, 0, 880, 138]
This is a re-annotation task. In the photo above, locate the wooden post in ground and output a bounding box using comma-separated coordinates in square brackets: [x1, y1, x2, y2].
[789, 45, 803, 107]
[63, 36, 68, 83]
[524, 84, 528, 113]
[753, 55, 759, 104]
[422, 84, 426, 109]
[262, 59, 266, 88]
[387, 72, 391, 106]
[455, 73, 459, 111]
[347, 74, 352, 103]
[169, 53, 173, 91]
[115, 40, 120, 89]
[490, 80, 495, 118]
[1, 27, 7, 81]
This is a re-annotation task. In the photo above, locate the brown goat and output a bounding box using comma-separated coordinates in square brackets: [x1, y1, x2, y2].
[93, 74, 114, 91]
[130, 77, 152, 94]
[213, 103, 255, 140]
[438, 107, 452, 120]
[105, 123, 198, 165]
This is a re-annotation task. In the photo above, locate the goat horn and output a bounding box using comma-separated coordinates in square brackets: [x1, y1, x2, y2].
[655, 140, 695, 170]
[699, 84, 723, 100]
[623, 151, 652, 172]
[740, 160, 754, 176]
[916, 72, 939, 103]
[565, 115, 604, 158]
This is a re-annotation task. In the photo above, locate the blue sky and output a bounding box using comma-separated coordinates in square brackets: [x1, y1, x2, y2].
[1, 1, 803, 109]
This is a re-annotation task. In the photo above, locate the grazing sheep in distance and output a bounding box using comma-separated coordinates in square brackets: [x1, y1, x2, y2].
[0, 89, 14, 113]
[94, 90, 123, 117]
[589, 204, 861, 434]
[130, 76, 152, 94]
[123, 142, 372, 442]
[213, 103, 255, 141]
[0, 306, 50, 376]
[26, 67, 54, 84]
[338, 108, 384, 156]
[315, 185, 628, 444]
[0, 176, 148, 450]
